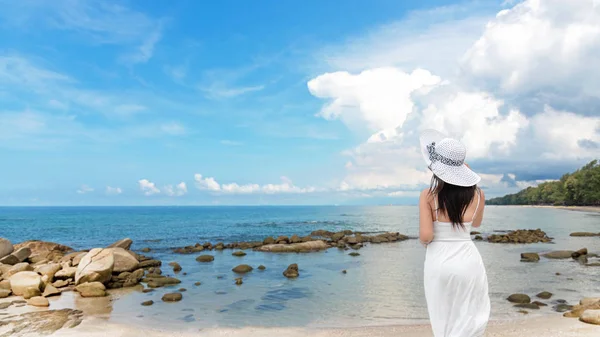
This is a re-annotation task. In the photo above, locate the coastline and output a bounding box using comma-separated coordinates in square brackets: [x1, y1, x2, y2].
[47, 314, 600, 337]
[496, 205, 600, 213]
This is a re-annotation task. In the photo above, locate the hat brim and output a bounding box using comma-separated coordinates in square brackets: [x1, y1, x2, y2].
[419, 129, 481, 187]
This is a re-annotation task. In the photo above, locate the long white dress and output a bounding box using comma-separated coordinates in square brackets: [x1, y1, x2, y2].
[424, 196, 490, 337]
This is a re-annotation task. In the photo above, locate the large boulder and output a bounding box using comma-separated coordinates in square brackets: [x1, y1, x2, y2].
[0, 254, 19, 265]
[55, 267, 77, 280]
[75, 248, 114, 285]
[75, 282, 106, 297]
[5, 262, 33, 278]
[9, 271, 42, 296]
[580, 310, 600, 325]
[107, 238, 133, 250]
[0, 238, 13, 259]
[256, 240, 328, 253]
[60, 251, 88, 267]
[12, 247, 32, 262]
[34, 263, 62, 281]
[106, 248, 138, 273]
[13, 241, 73, 264]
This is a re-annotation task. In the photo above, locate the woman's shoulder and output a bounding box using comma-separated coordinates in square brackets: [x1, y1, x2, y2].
[419, 188, 433, 202]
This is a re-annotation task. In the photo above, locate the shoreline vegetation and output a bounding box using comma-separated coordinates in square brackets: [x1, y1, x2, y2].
[2, 226, 600, 335]
[487, 160, 600, 206]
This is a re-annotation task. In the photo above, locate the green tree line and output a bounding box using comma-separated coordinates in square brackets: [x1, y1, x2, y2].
[487, 160, 600, 206]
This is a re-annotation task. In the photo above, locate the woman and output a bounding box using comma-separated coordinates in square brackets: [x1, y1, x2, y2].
[418, 129, 490, 337]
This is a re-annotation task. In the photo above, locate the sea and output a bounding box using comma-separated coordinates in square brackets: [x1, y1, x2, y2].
[1, 206, 599, 330]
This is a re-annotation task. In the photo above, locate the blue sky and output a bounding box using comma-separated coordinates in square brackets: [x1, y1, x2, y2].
[0, 0, 598, 205]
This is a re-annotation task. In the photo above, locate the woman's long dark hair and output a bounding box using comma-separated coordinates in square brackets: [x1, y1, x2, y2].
[430, 175, 477, 229]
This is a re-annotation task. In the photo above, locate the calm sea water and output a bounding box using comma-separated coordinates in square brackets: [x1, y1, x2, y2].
[1, 206, 599, 329]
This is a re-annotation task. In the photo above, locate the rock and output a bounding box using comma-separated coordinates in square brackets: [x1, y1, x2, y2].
[141, 247, 151, 253]
[232, 251, 247, 257]
[35, 263, 61, 281]
[11, 247, 32, 263]
[570, 232, 600, 237]
[581, 298, 600, 306]
[576, 255, 589, 264]
[0, 238, 13, 259]
[169, 262, 182, 272]
[106, 248, 139, 273]
[107, 238, 133, 250]
[178, 288, 187, 292]
[283, 264, 299, 278]
[0, 254, 19, 265]
[572, 248, 588, 259]
[564, 299, 600, 318]
[6, 262, 34, 278]
[263, 237, 276, 245]
[0, 288, 11, 298]
[474, 235, 483, 241]
[0, 279, 11, 290]
[555, 304, 573, 312]
[537, 291, 553, 300]
[580, 309, 600, 325]
[289, 235, 302, 244]
[55, 267, 77, 280]
[517, 310, 529, 314]
[123, 269, 144, 287]
[75, 282, 106, 297]
[235, 277, 243, 285]
[9, 271, 42, 296]
[346, 236, 358, 244]
[543, 251, 575, 259]
[587, 262, 600, 267]
[42, 284, 61, 297]
[142, 288, 154, 293]
[470, 231, 481, 235]
[13, 240, 73, 264]
[28, 296, 49, 307]
[75, 248, 114, 285]
[145, 277, 181, 288]
[331, 232, 346, 242]
[194, 282, 201, 286]
[349, 252, 360, 257]
[141, 300, 154, 306]
[520, 253, 540, 262]
[52, 279, 69, 288]
[162, 292, 182, 302]
[258, 265, 266, 270]
[311, 230, 334, 238]
[138, 259, 161, 268]
[214, 242, 225, 250]
[196, 255, 214, 263]
[532, 301, 548, 307]
[232, 264, 253, 274]
[487, 229, 552, 244]
[514, 303, 539, 310]
[59, 251, 86, 266]
[507, 294, 531, 304]
[173, 245, 204, 254]
[256, 240, 329, 253]
[337, 242, 346, 249]
[23, 287, 42, 299]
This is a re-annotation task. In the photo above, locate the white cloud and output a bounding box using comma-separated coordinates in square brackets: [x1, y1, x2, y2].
[220, 140, 243, 146]
[194, 174, 318, 194]
[159, 122, 186, 136]
[76, 185, 94, 194]
[106, 186, 123, 195]
[461, 0, 600, 101]
[164, 182, 187, 197]
[201, 84, 265, 99]
[194, 174, 222, 191]
[138, 179, 160, 196]
[308, 68, 441, 134]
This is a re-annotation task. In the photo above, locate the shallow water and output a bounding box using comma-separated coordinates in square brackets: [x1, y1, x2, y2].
[1, 206, 599, 329]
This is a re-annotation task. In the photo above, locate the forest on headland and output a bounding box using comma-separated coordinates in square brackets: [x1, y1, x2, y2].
[487, 160, 600, 206]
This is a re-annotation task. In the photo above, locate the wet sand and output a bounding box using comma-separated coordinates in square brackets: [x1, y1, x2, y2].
[49, 315, 600, 337]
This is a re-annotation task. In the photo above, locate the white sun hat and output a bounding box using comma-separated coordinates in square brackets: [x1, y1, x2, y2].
[419, 129, 481, 187]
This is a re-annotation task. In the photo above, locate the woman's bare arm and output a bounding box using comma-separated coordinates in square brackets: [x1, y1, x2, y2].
[419, 189, 434, 245]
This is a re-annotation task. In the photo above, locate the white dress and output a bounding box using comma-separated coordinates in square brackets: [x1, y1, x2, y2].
[424, 195, 490, 337]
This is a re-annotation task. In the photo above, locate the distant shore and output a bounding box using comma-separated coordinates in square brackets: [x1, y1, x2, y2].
[528, 205, 600, 213]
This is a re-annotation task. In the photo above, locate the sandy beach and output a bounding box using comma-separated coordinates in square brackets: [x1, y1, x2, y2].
[520, 205, 600, 213]
[46, 315, 600, 337]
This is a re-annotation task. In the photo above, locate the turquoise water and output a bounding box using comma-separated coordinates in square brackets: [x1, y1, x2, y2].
[1, 206, 599, 329]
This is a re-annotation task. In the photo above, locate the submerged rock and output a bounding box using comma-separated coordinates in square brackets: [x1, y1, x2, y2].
[570, 232, 600, 237]
[196, 255, 214, 263]
[507, 294, 531, 304]
[520, 253, 540, 262]
[283, 264, 299, 278]
[258, 265, 266, 270]
[141, 300, 154, 306]
[514, 303, 539, 310]
[536, 291, 553, 300]
[162, 292, 182, 302]
[543, 251, 575, 259]
[168, 262, 182, 273]
[232, 265, 253, 274]
[232, 251, 247, 257]
[75, 282, 106, 297]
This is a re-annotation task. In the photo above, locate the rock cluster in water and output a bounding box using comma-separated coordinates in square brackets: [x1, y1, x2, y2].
[487, 229, 552, 244]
